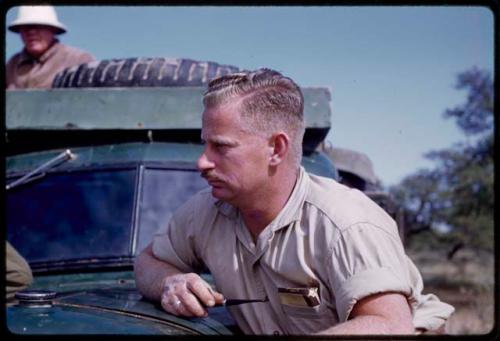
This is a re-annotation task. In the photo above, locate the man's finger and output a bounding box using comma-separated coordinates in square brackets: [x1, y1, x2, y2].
[205, 284, 225, 305]
[188, 279, 220, 307]
[180, 291, 208, 317]
[211, 290, 225, 304]
[174, 298, 198, 317]
[160, 293, 178, 315]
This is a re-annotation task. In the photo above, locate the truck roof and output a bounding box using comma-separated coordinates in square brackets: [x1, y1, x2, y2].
[321, 145, 378, 185]
[6, 87, 332, 155]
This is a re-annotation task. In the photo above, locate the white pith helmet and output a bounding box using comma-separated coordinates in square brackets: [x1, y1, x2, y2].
[8, 5, 67, 34]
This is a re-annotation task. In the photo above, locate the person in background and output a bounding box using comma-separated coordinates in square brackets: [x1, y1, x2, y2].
[134, 68, 454, 335]
[6, 5, 94, 89]
[6, 241, 33, 302]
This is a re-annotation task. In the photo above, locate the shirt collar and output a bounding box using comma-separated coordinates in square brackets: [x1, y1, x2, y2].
[39, 39, 60, 63]
[214, 166, 310, 231]
[16, 50, 34, 65]
[267, 166, 309, 232]
[215, 199, 238, 220]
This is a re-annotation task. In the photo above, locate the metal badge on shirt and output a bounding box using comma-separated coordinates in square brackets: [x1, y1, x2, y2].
[278, 287, 320, 307]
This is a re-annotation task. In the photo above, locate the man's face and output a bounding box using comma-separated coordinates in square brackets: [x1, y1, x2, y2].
[198, 101, 271, 206]
[19, 25, 55, 58]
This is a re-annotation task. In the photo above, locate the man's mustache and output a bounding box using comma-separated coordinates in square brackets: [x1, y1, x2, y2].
[200, 171, 225, 183]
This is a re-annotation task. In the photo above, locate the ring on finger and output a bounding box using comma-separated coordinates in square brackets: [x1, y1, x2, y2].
[173, 298, 182, 309]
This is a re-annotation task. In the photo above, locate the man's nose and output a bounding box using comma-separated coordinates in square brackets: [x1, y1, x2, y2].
[20, 27, 38, 38]
[197, 150, 215, 172]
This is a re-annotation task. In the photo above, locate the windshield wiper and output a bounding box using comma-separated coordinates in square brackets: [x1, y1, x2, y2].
[6, 149, 76, 191]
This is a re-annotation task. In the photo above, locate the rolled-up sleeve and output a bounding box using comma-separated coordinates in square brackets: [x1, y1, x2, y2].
[328, 222, 412, 322]
[151, 195, 206, 273]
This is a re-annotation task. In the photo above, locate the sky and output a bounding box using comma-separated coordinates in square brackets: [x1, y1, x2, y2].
[4, 5, 494, 187]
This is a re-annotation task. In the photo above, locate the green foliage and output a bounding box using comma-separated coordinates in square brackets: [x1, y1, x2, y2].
[443, 67, 493, 136]
[391, 67, 494, 257]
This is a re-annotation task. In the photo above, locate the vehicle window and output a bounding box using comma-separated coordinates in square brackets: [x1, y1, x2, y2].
[6, 168, 137, 263]
[135, 168, 208, 254]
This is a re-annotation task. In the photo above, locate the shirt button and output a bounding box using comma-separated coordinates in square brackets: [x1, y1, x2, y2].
[273, 331, 280, 335]
[249, 242, 255, 248]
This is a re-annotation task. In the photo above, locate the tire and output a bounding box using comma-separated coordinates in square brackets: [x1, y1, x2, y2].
[52, 57, 240, 88]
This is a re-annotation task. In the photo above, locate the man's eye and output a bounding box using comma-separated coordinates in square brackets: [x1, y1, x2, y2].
[213, 143, 231, 152]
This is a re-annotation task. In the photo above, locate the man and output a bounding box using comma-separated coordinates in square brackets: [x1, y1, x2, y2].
[134, 68, 454, 335]
[6, 5, 94, 89]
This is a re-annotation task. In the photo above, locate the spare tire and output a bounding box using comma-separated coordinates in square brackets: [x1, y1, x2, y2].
[52, 57, 240, 88]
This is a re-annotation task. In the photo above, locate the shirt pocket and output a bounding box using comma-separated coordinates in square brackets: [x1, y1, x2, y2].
[280, 303, 338, 334]
[281, 303, 325, 319]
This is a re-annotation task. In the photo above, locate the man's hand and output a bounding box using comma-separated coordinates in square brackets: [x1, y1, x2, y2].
[161, 273, 225, 318]
[134, 244, 224, 318]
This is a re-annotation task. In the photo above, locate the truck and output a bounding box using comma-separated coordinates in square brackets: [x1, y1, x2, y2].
[5, 58, 339, 335]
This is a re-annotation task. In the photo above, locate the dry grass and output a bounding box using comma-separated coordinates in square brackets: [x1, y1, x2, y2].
[408, 249, 495, 335]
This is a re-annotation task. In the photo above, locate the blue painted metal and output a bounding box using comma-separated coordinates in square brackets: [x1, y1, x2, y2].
[6, 142, 338, 180]
[6, 87, 331, 130]
[7, 271, 236, 335]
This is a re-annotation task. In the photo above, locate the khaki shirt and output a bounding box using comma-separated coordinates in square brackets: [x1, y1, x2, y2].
[152, 168, 454, 335]
[6, 241, 33, 301]
[6, 40, 94, 89]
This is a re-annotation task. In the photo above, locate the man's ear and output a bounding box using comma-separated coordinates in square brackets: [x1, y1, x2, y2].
[269, 132, 290, 166]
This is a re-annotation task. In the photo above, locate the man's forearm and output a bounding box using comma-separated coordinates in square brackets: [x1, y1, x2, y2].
[134, 244, 183, 302]
[317, 315, 415, 335]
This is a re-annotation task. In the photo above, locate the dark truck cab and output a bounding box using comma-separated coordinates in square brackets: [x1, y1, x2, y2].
[5, 85, 338, 335]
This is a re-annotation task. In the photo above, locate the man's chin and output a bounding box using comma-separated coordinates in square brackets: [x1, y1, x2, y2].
[210, 187, 232, 201]
[26, 46, 46, 57]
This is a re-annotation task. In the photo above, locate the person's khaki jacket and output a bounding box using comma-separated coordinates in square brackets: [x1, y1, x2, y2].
[6, 40, 94, 89]
[6, 241, 33, 301]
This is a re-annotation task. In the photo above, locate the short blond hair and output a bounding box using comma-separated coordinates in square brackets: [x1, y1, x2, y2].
[203, 68, 305, 166]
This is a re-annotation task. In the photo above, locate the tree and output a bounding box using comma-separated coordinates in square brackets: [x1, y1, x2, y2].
[390, 67, 494, 259]
[443, 67, 493, 136]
